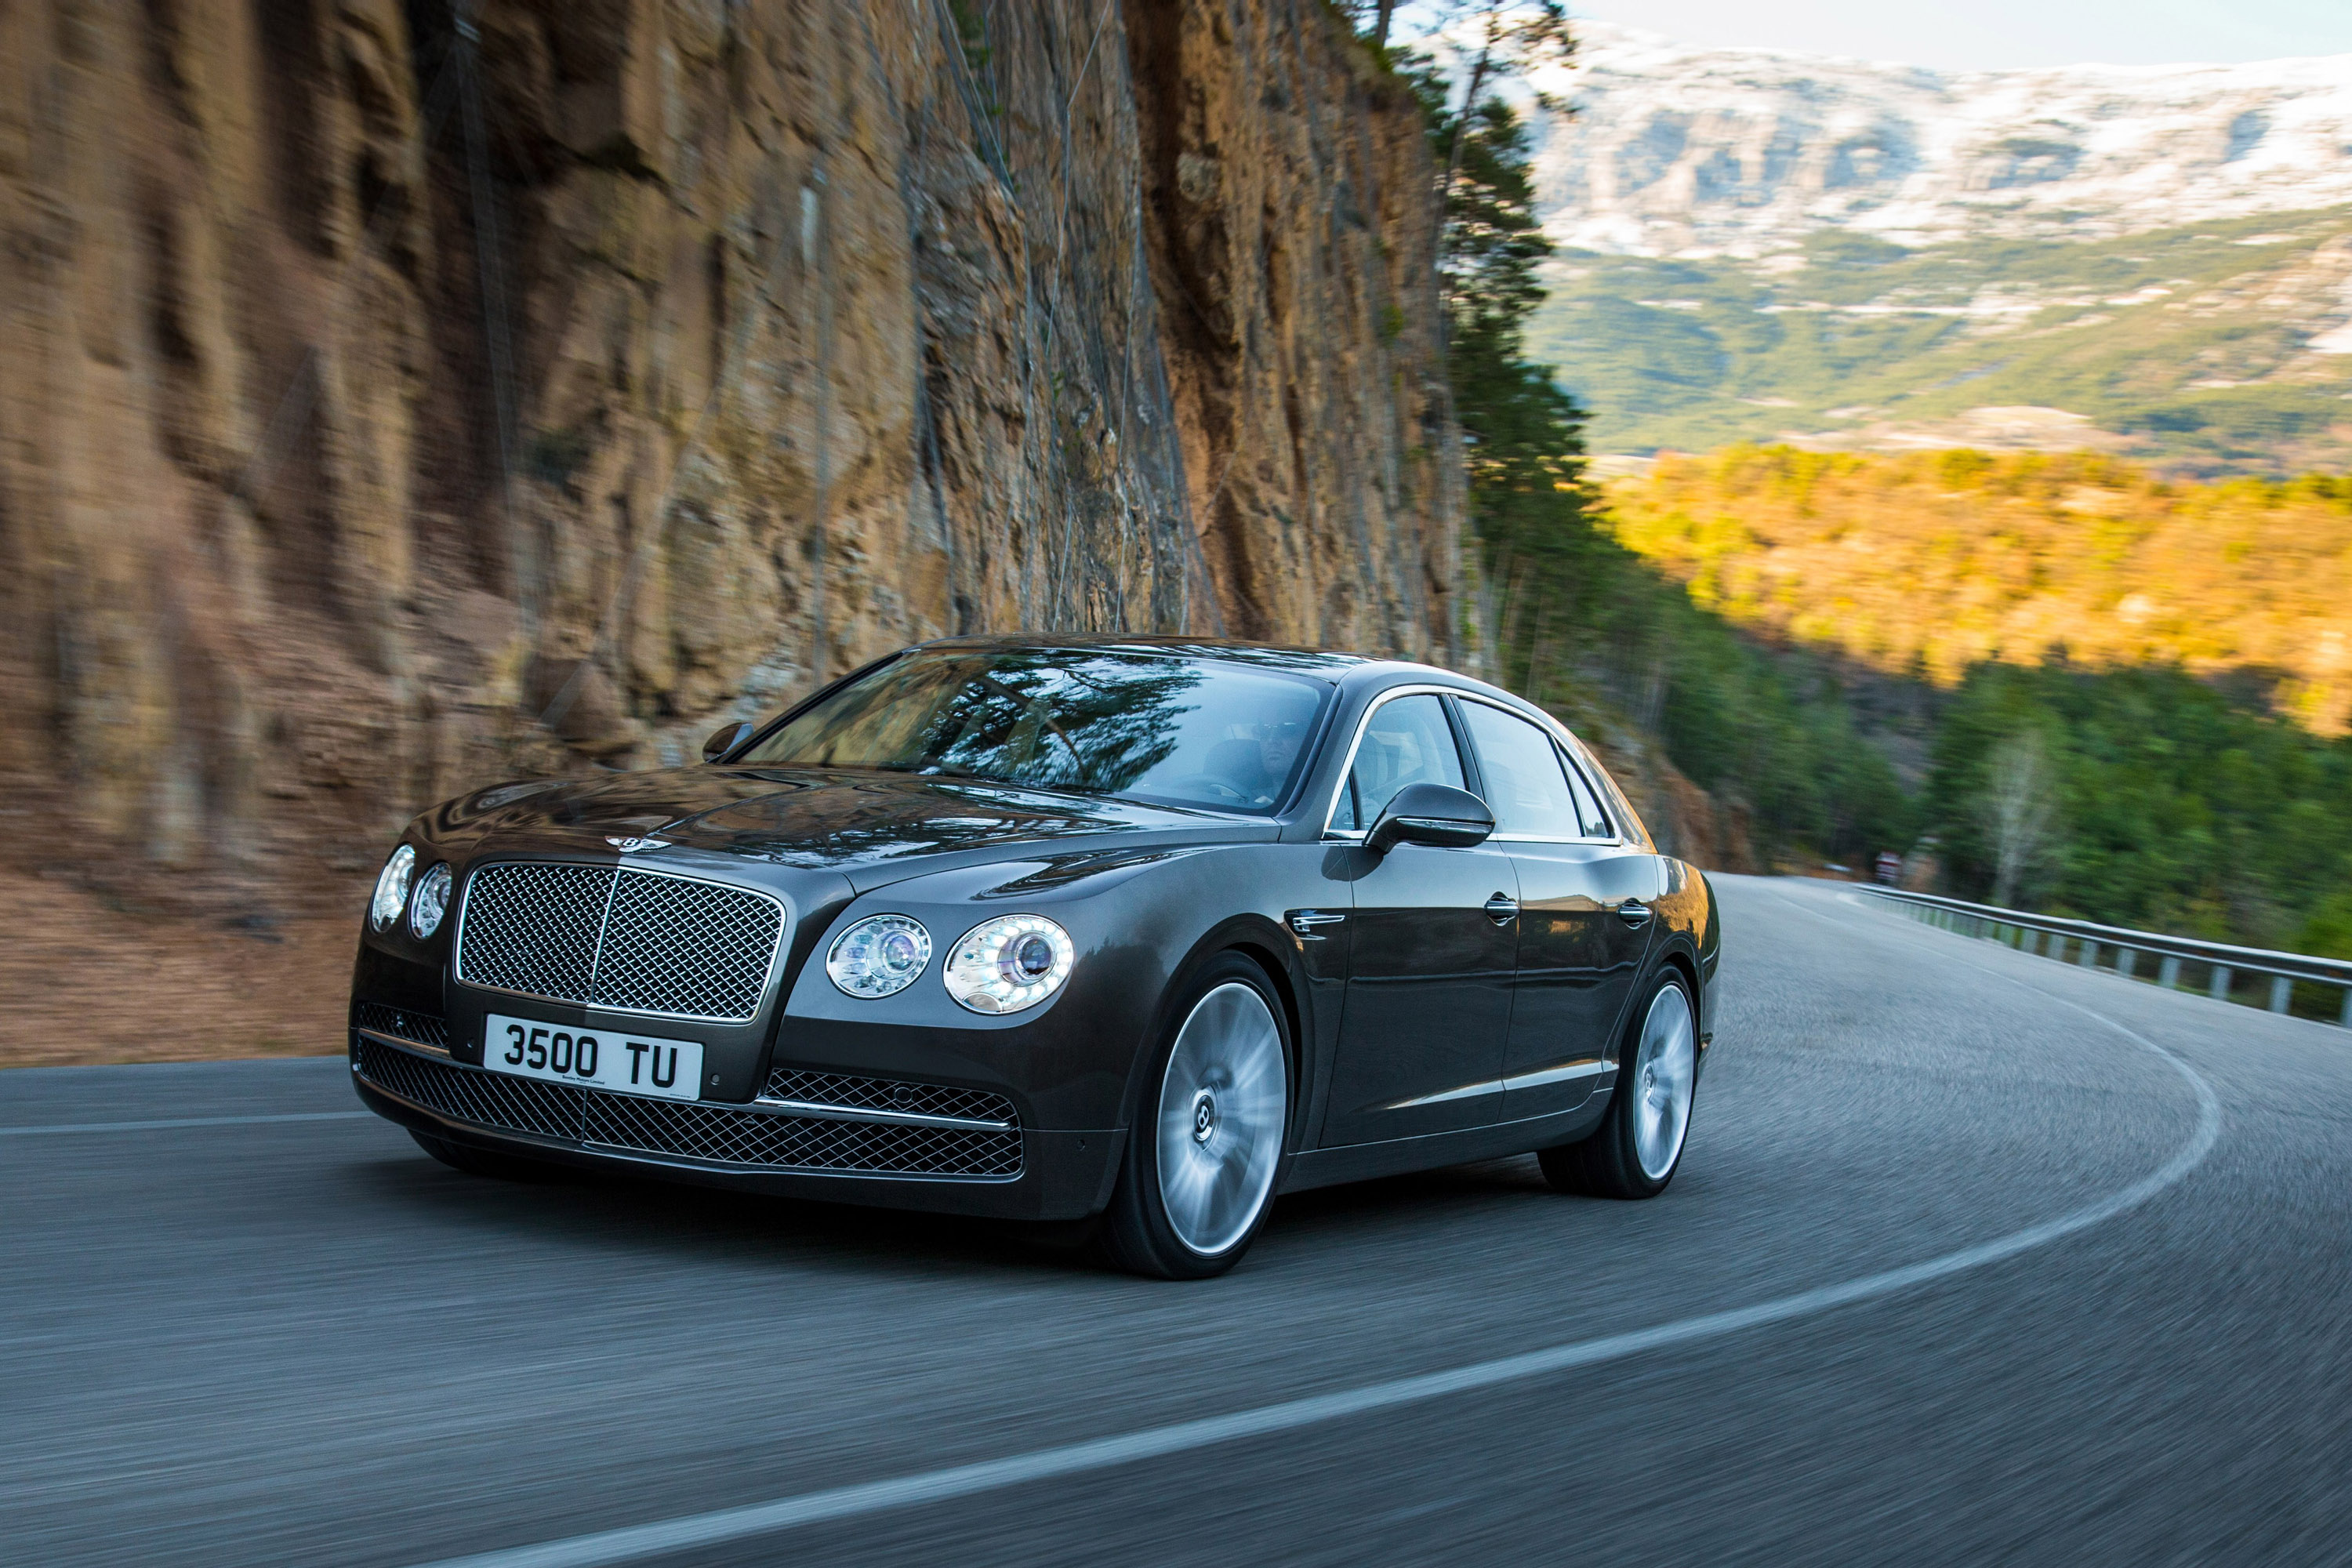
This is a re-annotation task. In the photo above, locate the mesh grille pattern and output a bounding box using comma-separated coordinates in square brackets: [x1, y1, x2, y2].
[358, 1036, 581, 1139]
[353, 1002, 450, 1051]
[765, 1068, 1016, 1127]
[586, 1094, 1025, 1176]
[355, 1039, 1021, 1178]
[455, 863, 786, 1022]
[457, 863, 611, 1002]
[591, 874, 782, 1019]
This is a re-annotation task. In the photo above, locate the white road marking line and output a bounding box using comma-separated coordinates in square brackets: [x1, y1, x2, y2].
[0, 1112, 372, 1138]
[408, 915, 2223, 1568]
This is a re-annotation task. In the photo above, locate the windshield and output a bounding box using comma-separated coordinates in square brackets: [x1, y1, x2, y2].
[735, 649, 1332, 815]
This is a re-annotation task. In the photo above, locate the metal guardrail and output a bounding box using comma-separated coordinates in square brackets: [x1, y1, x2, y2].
[1860, 886, 2352, 1029]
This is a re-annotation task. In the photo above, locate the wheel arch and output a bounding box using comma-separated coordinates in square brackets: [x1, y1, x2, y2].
[1116, 915, 1308, 1145]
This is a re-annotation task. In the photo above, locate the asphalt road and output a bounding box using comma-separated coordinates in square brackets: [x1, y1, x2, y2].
[6, 874, 2350, 1567]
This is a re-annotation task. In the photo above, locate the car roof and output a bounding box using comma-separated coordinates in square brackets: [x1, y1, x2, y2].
[911, 634, 1372, 676]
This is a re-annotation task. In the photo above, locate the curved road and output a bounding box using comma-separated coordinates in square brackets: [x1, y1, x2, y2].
[6, 876, 2350, 1566]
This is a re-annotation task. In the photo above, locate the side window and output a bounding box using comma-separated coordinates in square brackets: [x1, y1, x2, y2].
[1457, 702, 1585, 839]
[1559, 749, 1613, 838]
[1330, 694, 1465, 832]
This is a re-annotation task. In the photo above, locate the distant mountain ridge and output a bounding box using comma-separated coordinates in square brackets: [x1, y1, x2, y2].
[1530, 24, 2352, 256]
[1520, 26, 2352, 470]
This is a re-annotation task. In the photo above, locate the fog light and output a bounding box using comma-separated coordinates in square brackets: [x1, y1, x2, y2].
[370, 845, 416, 931]
[827, 914, 933, 999]
[408, 862, 452, 939]
[943, 915, 1073, 1015]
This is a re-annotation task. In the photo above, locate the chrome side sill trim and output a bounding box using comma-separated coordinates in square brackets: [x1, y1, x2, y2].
[1501, 1058, 1608, 1092]
[1382, 1078, 1506, 1110]
[355, 1027, 451, 1060]
[750, 1096, 1015, 1132]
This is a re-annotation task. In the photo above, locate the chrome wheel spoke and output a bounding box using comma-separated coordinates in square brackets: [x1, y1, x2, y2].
[1156, 982, 1287, 1256]
[1630, 984, 1696, 1181]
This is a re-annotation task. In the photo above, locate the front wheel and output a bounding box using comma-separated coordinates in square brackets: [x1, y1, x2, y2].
[1096, 955, 1291, 1279]
[1540, 971, 1697, 1199]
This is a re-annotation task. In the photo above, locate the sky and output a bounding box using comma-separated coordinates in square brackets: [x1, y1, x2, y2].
[1566, 0, 2352, 72]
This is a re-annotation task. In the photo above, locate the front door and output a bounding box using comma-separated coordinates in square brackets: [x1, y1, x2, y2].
[1319, 693, 1518, 1144]
[1454, 699, 1660, 1121]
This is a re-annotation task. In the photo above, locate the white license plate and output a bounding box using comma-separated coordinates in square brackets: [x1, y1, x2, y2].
[483, 1013, 704, 1102]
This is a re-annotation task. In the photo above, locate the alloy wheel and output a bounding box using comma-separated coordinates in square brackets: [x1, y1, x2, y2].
[1155, 981, 1287, 1256]
[1630, 981, 1697, 1181]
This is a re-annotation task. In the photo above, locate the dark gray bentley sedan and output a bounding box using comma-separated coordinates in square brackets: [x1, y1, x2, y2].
[350, 637, 1720, 1276]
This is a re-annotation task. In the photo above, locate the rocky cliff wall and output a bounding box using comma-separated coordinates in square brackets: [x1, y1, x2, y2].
[0, 0, 1462, 906]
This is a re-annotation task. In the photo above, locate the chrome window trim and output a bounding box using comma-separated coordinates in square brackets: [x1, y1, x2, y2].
[1317, 684, 1472, 840]
[1320, 684, 1624, 846]
[452, 860, 793, 1025]
[1451, 691, 1624, 846]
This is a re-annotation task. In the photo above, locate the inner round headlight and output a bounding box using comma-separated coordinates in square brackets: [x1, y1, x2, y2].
[827, 914, 933, 999]
[943, 915, 1074, 1015]
[408, 862, 453, 939]
[370, 844, 416, 931]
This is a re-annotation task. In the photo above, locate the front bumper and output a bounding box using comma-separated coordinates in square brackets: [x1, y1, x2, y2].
[350, 1031, 1123, 1221]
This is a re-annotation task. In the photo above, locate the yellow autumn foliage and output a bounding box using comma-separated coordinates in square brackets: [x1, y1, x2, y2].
[1600, 446, 2352, 735]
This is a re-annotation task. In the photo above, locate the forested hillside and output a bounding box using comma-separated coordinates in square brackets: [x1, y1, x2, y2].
[1601, 446, 2352, 734]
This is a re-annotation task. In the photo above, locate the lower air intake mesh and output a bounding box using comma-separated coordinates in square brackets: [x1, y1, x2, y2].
[355, 1038, 1022, 1178]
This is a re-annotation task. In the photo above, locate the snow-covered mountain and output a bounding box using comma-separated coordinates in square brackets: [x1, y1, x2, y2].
[1528, 24, 2352, 256]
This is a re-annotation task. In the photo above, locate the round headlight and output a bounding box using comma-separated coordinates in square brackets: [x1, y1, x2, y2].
[942, 915, 1074, 1015]
[408, 862, 453, 939]
[370, 844, 416, 931]
[827, 914, 932, 998]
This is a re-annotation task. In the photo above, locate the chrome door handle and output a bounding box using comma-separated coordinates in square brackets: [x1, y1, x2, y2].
[1618, 901, 1653, 928]
[1289, 910, 1347, 937]
[1484, 894, 1519, 924]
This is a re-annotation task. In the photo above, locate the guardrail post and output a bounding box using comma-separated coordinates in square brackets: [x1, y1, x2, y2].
[2269, 976, 2292, 1014]
[2118, 949, 2137, 980]
[2341, 987, 2352, 1029]
[2050, 935, 2067, 963]
[2159, 956, 2181, 989]
[2210, 964, 2233, 1001]
[2021, 930, 2038, 955]
[2079, 940, 2099, 969]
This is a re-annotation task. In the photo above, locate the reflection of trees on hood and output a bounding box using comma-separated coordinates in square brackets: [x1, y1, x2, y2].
[691, 777, 1136, 867]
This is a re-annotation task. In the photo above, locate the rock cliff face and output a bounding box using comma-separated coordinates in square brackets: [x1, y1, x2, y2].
[0, 0, 1462, 901]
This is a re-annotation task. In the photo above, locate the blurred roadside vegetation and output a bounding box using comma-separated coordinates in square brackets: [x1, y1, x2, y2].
[1367, 9, 2352, 960]
[1929, 664, 2352, 958]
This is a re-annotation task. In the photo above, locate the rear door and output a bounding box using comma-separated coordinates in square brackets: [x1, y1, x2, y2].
[1319, 693, 1519, 1145]
[1454, 699, 1659, 1123]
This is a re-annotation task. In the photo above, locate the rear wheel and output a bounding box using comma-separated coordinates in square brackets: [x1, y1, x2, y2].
[409, 1130, 564, 1183]
[1540, 971, 1697, 1200]
[1097, 955, 1290, 1279]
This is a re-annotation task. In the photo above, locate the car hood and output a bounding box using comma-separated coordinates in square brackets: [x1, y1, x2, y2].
[428, 765, 1250, 875]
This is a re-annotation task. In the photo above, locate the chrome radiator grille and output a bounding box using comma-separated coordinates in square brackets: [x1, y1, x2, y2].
[355, 1039, 1022, 1178]
[456, 863, 786, 1022]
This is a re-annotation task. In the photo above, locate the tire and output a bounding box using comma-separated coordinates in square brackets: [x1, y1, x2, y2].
[1540, 970, 1698, 1200]
[1096, 954, 1291, 1279]
[410, 1129, 564, 1183]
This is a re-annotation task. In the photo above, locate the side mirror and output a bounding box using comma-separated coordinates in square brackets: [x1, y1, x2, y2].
[1366, 782, 1495, 855]
[702, 720, 756, 764]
